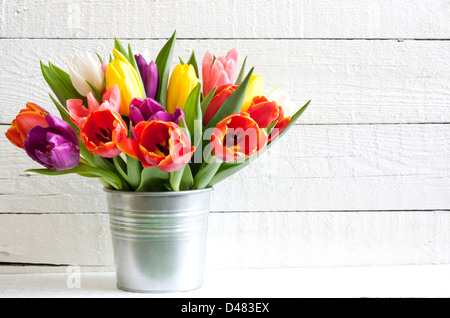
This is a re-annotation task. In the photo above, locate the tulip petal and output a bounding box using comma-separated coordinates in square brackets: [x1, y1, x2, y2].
[202, 50, 213, 96]
[67, 99, 89, 128]
[247, 96, 280, 128]
[15, 112, 49, 140]
[5, 121, 24, 148]
[87, 92, 101, 113]
[117, 138, 141, 161]
[102, 85, 121, 113]
[45, 114, 79, 146]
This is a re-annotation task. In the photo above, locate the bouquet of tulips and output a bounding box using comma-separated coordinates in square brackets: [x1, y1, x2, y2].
[6, 31, 310, 192]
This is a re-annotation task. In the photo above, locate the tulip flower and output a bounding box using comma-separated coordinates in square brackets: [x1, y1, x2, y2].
[129, 97, 185, 127]
[203, 84, 237, 126]
[134, 54, 159, 100]
[67, 85, 121, 129]
[105, 49, 143, 116]
[166, 63, 200, 114]
[67, 52, 105, 97]
[241, 74, 264, 112]
[5, 103, 49, 149]
[202, 48, 238, 96]
[246, 96, 281, 128]
[118, 121, 195, 172]
[80, 109, 128, 158]
[24, 114, 80, 171]
[268, 116, 291, 144]
[210, 112, 267, 163]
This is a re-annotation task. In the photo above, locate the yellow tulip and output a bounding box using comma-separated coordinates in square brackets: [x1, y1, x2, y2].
[105, 49, 143, 116]
[166, 64, 200, 114]
[241, 74, 264, 112]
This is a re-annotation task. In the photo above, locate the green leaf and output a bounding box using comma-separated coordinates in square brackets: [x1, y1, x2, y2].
[192, 160, 221, 190]
[204, 67, 254, 131]
[201, 86, 217, 116]
[179, 164, 194, 190]
[113, 156, 128, 182]
[86, 80, 103, 104]
[49, 63, 84, 100]
[114, 37, 129, 61]
[41, 61, 68, 106]
[187, 50, 199, 78]
[155, 30, 177, 108]
[48, 94, 75, 131]
[126, 155, 142, 190]
[41, 62, 87, 107]
[96, 52, 104, 64]
[169, 166, 184, 191]
[289, 100, 311, 125]
[93, 155, 115, 172]
[26, 164, 127, 190]
[207, 100, 311, 187]
[192, 148, 221, 189]
[234, 56, 248, 85]
[136, 167, 169, 192]
[127, 43, 146, 99]
[183, 83, 202, 147]
[265, 120, 278, 135]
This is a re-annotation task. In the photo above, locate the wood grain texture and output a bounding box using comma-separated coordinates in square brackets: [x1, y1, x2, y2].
[2, 123, 450, 213]
[0, 39, 449, 125]
[1, 0, 449, 39]
[1, 0, 449, 271]
[0, 211, 448, 268]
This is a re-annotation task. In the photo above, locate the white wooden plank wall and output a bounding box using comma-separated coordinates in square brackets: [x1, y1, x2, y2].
[0, 0, 449, 272]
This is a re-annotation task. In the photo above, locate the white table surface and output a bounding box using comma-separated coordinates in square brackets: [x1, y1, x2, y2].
[0, 265, 449, 298]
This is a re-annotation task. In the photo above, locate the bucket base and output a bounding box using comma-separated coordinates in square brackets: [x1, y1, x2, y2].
[116, 283, 203, 294]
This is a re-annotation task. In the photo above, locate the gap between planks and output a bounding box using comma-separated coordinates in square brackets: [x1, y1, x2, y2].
[1, 37, 450, 41]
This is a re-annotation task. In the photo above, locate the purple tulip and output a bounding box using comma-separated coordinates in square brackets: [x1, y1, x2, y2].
[135, 54, 159, 100]
[129, 98, 185, 126]
[24, 114, 80, 171]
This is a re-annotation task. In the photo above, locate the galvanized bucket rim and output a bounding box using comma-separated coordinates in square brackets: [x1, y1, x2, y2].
[103, 187, 213, 197]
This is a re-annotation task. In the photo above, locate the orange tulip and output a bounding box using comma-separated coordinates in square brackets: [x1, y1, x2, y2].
[118, 120, 194, 172]
[5, 103, 49, 149]
[80, 109, 128, 158]
[210, 112, 267, 162]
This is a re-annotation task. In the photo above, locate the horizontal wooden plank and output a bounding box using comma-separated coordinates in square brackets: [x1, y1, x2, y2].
[0, 211, 448, 268]
[1, 123, 450, 212]
[1, 39, 449, 125]
[1, 0, 449, 39]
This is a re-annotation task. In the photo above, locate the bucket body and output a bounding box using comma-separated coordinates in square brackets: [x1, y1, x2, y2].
[105, 188, 212, 293]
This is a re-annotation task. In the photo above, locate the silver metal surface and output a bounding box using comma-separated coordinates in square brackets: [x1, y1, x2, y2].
[105, 188, 212, 293]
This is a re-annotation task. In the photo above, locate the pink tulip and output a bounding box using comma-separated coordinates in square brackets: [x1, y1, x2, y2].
[67, 85, 121, 129]
[202, 48, 238, 96]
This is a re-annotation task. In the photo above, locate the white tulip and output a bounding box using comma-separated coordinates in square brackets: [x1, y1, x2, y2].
[267, 86, 297, 117]
[67, 52, 105, 97]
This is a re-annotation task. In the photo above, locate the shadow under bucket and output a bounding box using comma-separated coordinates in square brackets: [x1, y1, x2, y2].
[104, 188, 213, 293]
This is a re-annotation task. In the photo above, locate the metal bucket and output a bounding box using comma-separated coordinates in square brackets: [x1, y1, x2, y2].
[105, 188, 212, 293]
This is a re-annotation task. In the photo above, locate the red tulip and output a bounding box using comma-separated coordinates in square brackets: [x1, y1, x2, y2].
[5, 103, 49, 149]
[80, 109, 128, 158]
[118, 120, 195, 172]
[203, 84, 237, 126]
[246, 96, 281, 128]
[268, 116, 291, 144]
[210, 112, 267, 163]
